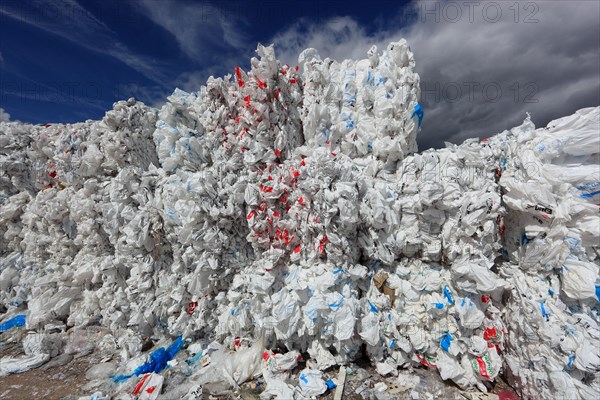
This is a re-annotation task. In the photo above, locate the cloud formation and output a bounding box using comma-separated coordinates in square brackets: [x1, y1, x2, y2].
[270, 1, 600, 149]
[137, 0, 250, 65]
[0, 0, 171, 86]
[0, 108, 11, 122]
[1, 0, 597, 142]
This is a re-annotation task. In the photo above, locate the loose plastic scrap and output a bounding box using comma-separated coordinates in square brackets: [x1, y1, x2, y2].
[113, 336, 183, 382]
[132, 373, 164, 400]
[412, 103, 424, 128]
[0, 314, 26, 332]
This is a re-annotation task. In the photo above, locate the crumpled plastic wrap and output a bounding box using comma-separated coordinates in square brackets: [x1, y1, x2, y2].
[0, 40, 598, 400]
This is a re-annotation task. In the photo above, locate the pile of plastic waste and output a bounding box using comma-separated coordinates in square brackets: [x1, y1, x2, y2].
[0, 39, 598, 400]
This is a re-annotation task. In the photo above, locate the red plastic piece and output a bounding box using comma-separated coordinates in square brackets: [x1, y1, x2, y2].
[235, 66, 245, 87]
[498, 389, 521, 400]
[483, 327, 497, 341]
[187, 302, 198, 314]
[132, 374, 150, 395]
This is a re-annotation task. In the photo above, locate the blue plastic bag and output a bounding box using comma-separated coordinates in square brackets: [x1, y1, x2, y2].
[440, 332, 452, 352]
[443, 286, 455, 305]
[114, 336, 183, 382]
[412, 103, 424, 128]
[0, 315, 26, 333]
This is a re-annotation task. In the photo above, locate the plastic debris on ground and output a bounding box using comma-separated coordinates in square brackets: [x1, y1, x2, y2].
[0, 39, 598, 400]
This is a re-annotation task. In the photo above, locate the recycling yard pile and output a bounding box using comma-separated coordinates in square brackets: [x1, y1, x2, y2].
[0, 40, 598, 400]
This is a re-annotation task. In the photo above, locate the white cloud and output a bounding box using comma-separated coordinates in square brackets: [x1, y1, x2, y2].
[137, 0, 249, 64]
[270, 0, 600, 149]
[0, 0, 171, 86]
[0, 108, 11, 122]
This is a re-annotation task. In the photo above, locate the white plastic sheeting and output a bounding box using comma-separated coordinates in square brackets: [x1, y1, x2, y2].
[0, 41, 598, 400]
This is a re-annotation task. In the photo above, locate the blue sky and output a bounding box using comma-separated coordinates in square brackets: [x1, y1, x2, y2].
[1, 0, 598, 149]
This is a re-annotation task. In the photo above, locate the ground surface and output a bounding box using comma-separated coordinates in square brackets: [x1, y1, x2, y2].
[0, 328, 521, 400]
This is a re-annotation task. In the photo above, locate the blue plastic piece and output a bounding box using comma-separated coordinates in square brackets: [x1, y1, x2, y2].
[114, 336, 183, 382]
[325, 379, 337, 390]
[412, 103, 424, 128]
[328, 296, 344, 309]
[440, 332, 452, 352]
[581, 190, 600, 199]
[434, 303, 444, 309]
[186, 351, 203, 365]
[596, 286, 600, 302]
[540, 301, 551, 319]
[0, 315, 26, 333]
[443, 286, 455, 305]
[368, 300, 378, 313]
[563, 236, 580, 250]
[567, 354, 575, 368]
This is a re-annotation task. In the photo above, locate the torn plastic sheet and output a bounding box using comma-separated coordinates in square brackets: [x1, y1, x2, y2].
[0, 353, 50, 377]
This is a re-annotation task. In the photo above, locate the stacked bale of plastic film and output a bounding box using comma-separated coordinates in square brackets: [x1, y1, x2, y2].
[151, 44, 304, 339]
[0, 99, 159, 332]
[300, 40, 421, 172]
[494, 108, 600, 400]
[209, 44, 424, 392]
[0, 120, 98, 321]
[0, 122, 38, 311]
[222, 147, 367, 368]
[64, 100, 161, 336]
[65, 165, 170, 338]
[218, 44, 510, 395]
[348, 136, 508, 392]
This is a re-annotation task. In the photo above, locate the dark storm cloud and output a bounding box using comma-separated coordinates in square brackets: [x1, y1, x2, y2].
[271, 0, 600, 149]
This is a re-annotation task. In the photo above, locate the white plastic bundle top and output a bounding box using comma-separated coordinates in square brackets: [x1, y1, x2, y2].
[488, 107, 600, 400]
[300, 40, 421, 166]
[153, 44, 303, 174]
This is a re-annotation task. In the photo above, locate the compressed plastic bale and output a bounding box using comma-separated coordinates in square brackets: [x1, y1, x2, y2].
[491, 109, 600, 400]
